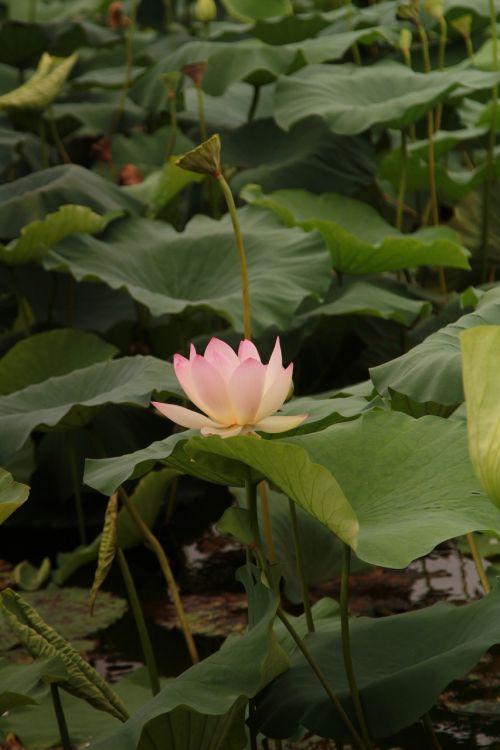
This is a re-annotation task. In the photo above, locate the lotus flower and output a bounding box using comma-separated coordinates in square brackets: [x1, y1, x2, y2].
[152, 337, 307, 438]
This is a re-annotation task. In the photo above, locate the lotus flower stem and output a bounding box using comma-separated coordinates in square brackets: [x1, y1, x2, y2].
[340, 543, 373, 749]
[345, 0, 362, 64]
[165, 93, 178, 160]
[259, 482, 276, 562]
[422, 712, 444, 750]
[118, 487, 200, 664]
[479, 0, 499, 283]
[110, 0, 137, 135]
[396, 129, 408, 232]
[116, 547, 161, 695]
[288, 498, 314, 633]
[50, 684, 72, 750]
[276, 608, 366, 750]
[48, 107, 71, 164]
[215, 173, 252, 339]
[426, 111, 447, 297]
[68, 439, 86, 546]
[248, 85, 260, 122]
[465, 533, 491, 594]
[434, 18, 447, 131]
[195, 84, 208, 143]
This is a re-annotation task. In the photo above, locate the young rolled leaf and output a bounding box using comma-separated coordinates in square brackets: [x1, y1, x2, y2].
[14, 557, 51, 592]
[0, 589, 129, 722]
[461, 326, 500, 508]
[0, 467, 29, 524]
[89, 493, 118, 614]
[0, 53, 77, 112]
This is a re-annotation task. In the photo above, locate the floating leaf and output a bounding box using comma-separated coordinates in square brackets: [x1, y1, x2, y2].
[14, 558, 51, 592]
[0, 205, 119, 266]
[0, 467, 29, 524]
[89, 494, 118, 614]
[0, 589, 129, 721]
[255, 584, 500, 740]
[242, 184, 470, 274]
[0, 329, 118, 396]
[0, 52, 77, 112]
[44, 208, 331, 335]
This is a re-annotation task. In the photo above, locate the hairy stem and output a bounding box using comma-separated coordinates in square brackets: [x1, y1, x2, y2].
[259, 481, 276, 563]
[51, 684, 72, 750]
[340, 544, 373, 749]
[118, 487, 199, 664]
[117, 547, 161, 695]
[466, 533, 491, 594]
[288, 498, 314, 633]
[215, 172, 252, 339]
[165, 94, 178, 159]
[396, 129, 408, 231]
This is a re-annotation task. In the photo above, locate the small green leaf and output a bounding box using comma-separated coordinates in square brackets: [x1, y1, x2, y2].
[0, 52, 77, 112]
[14, 558, 51, 592]
[217, 507, 254, 545]
[0, 205, 120, 266]
[0, 656, 68, 713]
[89, 494, 118, 614]
[0, 467, 29, 524]
[0, 588, 129, 722]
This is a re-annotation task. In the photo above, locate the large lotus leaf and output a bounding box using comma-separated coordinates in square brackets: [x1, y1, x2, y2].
[83, 393, 375, 495]
[450, 182, 500, 268]
[0, 53, 77, 112]
[461, 326, 500, 508]
[276, 411, 500, 567]
[255, 583, 500, 740]
[302, 279, 432, 327]
[55, 468, 178, 584]
[0, 165, 142, 240]
[222, 0, 292, 20]
[44, 208, 331, 335]
[274, 63, 500, 134]
[0, 467, 29, 524]
[0, 656, 68, 713]
[130, 40, 298, 106]
[111, 125, 194, 175]
[0, 587, 127, 652]
[241, 185, 470, 274]
[0, 329, 118, 396]
[224, 116, 376, 196]
[370, 288, 500, 414]
[0, 356, 182, 463]
[52, 91, 146, 138]
[0, 205, 119, 266]
[291, 26, 395, 66]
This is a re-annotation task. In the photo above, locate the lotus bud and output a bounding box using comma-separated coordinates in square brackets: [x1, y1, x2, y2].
[398, 28, 413, 56]
[194, 0, 217, 22]
[182, 61, 208, 88]
[461, 326, 500, 508]
[397, 2, 419, 23]
[423, 0, 444, 20]
[176, 134, 221, 176]
[451, 14, 472, 40]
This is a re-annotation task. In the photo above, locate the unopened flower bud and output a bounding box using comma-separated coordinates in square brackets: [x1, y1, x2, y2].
[451, 14, 472, 39]
[194, 0, 217, 22]
[182, 61, 207, 88]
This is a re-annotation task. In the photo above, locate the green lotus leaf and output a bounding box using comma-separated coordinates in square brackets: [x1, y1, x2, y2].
[222, 0, 292, 21]
[44, 208, 331, 336]
[0, 656, 68, 714]
[0, 356, 182, 464]
[255, 584, 500, 740]
[241, 185, 470, 274]
[370, 288, 500, 415]
[274, 63, 500, 134]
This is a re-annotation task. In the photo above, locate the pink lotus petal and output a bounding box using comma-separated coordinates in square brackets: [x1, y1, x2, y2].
[256, 364, 293, 422]
[173, 353, 201, 408]
[253, 413, 308, 433]
[228, 358, 266, 424]
[189, 343, 197, 361]
[238, 339, 261, 362]
[190, 355, 234, 424]
[265, 337, 284, 388]
[152, 402, 221, 430]
[204, 338, 240, 381]
[200, 424, 244, 437]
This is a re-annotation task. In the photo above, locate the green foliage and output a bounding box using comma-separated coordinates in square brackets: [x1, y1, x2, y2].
[0, 53, 77, 112]
[0, 467, 30, 524]
[0, 656, 68, 713]
[14, 557, 51, 591]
